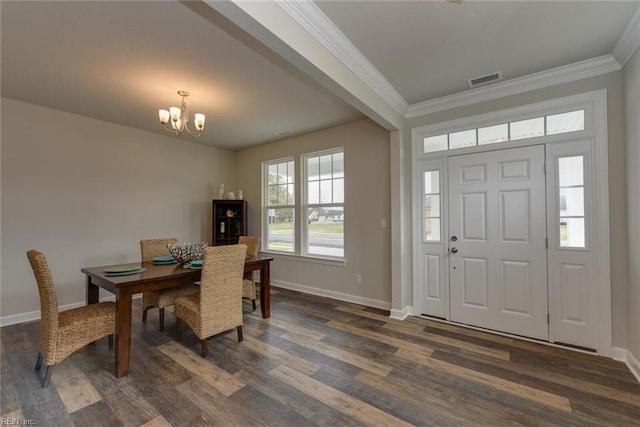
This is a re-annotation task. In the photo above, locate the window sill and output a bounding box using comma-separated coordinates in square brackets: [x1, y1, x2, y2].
[260, 251, 346, 267]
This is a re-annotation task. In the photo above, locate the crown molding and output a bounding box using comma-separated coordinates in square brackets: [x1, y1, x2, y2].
[406, 55, 621, 118]
[274, 1, 630, 121]
[612, 5, 640, 68]
[275, 0, 409, 117]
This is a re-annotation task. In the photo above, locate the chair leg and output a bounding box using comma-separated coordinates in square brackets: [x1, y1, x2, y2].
[201, 339, 208, 358]
[252, 299, 256, 311]
[176, 318, 182, 340]
[108, 334, 114, 348]
[42, 365, 54, 388]
[35, 352, 43, 371]
[159, 308, 165, 332]
[237, 325, 243, 342]
[142, 307, 149, 323]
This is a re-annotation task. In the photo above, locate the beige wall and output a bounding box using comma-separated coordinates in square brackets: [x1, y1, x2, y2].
[404, 72, 629, 348]
[1, 98, 237, 321]
[624, 47, 640, 362]
[237, 119, 392, 306]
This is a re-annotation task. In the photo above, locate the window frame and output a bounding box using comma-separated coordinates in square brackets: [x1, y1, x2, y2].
[262, 157, 295, 254]
[261, 148, 346, 264]
[302, 148, 345, 260]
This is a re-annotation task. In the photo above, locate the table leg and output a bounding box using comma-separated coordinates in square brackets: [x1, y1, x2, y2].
[259, 262, 270, 318]
[86, 276, 99, 305]
[114, 289, 133, 378]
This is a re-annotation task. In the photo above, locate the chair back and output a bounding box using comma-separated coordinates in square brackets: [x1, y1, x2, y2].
[26, 250, 59, 360]
[199, 244, 247, 332]
[238, 236, 260, 257]
[140, 237, 178, 262]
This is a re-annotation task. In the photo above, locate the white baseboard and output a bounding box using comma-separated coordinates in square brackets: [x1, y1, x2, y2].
[0, 294, 123, 327]
[612, 347, 640, 384]
[389, 306, 414, 320]
[271, 280, 391, 311]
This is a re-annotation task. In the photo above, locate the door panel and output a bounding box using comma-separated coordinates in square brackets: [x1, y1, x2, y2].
[424, 254, 441, 300]
[461, 193, 487, 240]
[546, 141, 596, 349]
[500, 190, 530, 243]
[414, 159, 448, 319]
[559, 263, 588, 324]
[461, 257, 488, 307]
[449, 145, 548, 340]
[500, 259, 532, 314]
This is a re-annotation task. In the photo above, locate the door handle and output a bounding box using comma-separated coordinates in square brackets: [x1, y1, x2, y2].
[451, 247, 458, 253]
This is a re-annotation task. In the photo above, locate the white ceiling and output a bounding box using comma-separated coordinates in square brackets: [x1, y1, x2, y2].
[2, 1, 639, 151]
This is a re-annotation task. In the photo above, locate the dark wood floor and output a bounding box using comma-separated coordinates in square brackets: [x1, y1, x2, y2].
[2, 287, 639, 426]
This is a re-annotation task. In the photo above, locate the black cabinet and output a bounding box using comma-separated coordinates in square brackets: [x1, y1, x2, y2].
[212, 200, 247, 246]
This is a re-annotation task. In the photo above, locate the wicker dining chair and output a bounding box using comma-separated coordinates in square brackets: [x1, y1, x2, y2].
[26, 250, 115, 388]
[238, 235, 260, 310]
[174, 244, 247, 357]
[141, 238, 199, 331]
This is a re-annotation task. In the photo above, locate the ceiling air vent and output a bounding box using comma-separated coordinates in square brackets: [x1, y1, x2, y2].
[467, 71, 502, 88]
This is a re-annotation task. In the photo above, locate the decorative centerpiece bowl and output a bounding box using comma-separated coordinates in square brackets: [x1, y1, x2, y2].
[167, 242, 207, 265]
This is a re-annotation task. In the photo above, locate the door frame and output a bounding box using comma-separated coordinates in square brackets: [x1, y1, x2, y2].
[411, 90, 611, 356]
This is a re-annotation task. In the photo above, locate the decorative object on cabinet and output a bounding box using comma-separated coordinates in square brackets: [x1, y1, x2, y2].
[212, 199, 247, 245]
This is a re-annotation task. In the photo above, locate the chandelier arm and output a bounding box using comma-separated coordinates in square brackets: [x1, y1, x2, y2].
[162, 122, 182, 136]
[183, 121, 202, 137]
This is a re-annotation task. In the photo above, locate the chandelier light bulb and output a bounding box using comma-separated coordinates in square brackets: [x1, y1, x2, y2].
[158, 109, 170, 124]
[169, 107, 181, 122]
[194, 113, 205, 130]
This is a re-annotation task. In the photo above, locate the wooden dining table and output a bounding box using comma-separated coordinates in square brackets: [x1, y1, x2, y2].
[81, 254, 273, 378]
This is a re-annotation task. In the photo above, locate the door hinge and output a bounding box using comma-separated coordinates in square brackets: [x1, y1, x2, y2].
[543, 163, 547, 174]
[547, 313, 550, 324]
[545, 238, 548, 249]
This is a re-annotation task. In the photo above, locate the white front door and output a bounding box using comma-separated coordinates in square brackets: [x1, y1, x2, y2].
[448, 145, 548, 340]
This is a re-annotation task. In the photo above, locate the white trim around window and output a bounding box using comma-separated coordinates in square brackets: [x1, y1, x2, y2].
[261, 148, 346, 264]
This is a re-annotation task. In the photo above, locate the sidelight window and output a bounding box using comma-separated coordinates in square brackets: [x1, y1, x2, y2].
[558, 155, 585, 248]
[423, 170, 441, 242]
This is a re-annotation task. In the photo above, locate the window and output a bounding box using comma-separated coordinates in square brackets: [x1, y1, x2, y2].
[262, 148, 345, 260]
[558, 155, 585, 248]
[423, 170, 441, 241]
[264, 158, 295, 252]
[478, 124, 508, 145]
[510, 117, 544, 140]
[424, 134, 448, 153]
[304, 149, 344, 258]
[547, 110, 584, 135]
[422, 109, 585, 153]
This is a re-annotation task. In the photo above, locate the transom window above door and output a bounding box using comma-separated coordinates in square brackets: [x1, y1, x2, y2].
[423, 110, 584, 153]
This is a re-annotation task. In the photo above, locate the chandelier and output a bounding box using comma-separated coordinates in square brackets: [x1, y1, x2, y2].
[158, 90, 205, 137]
